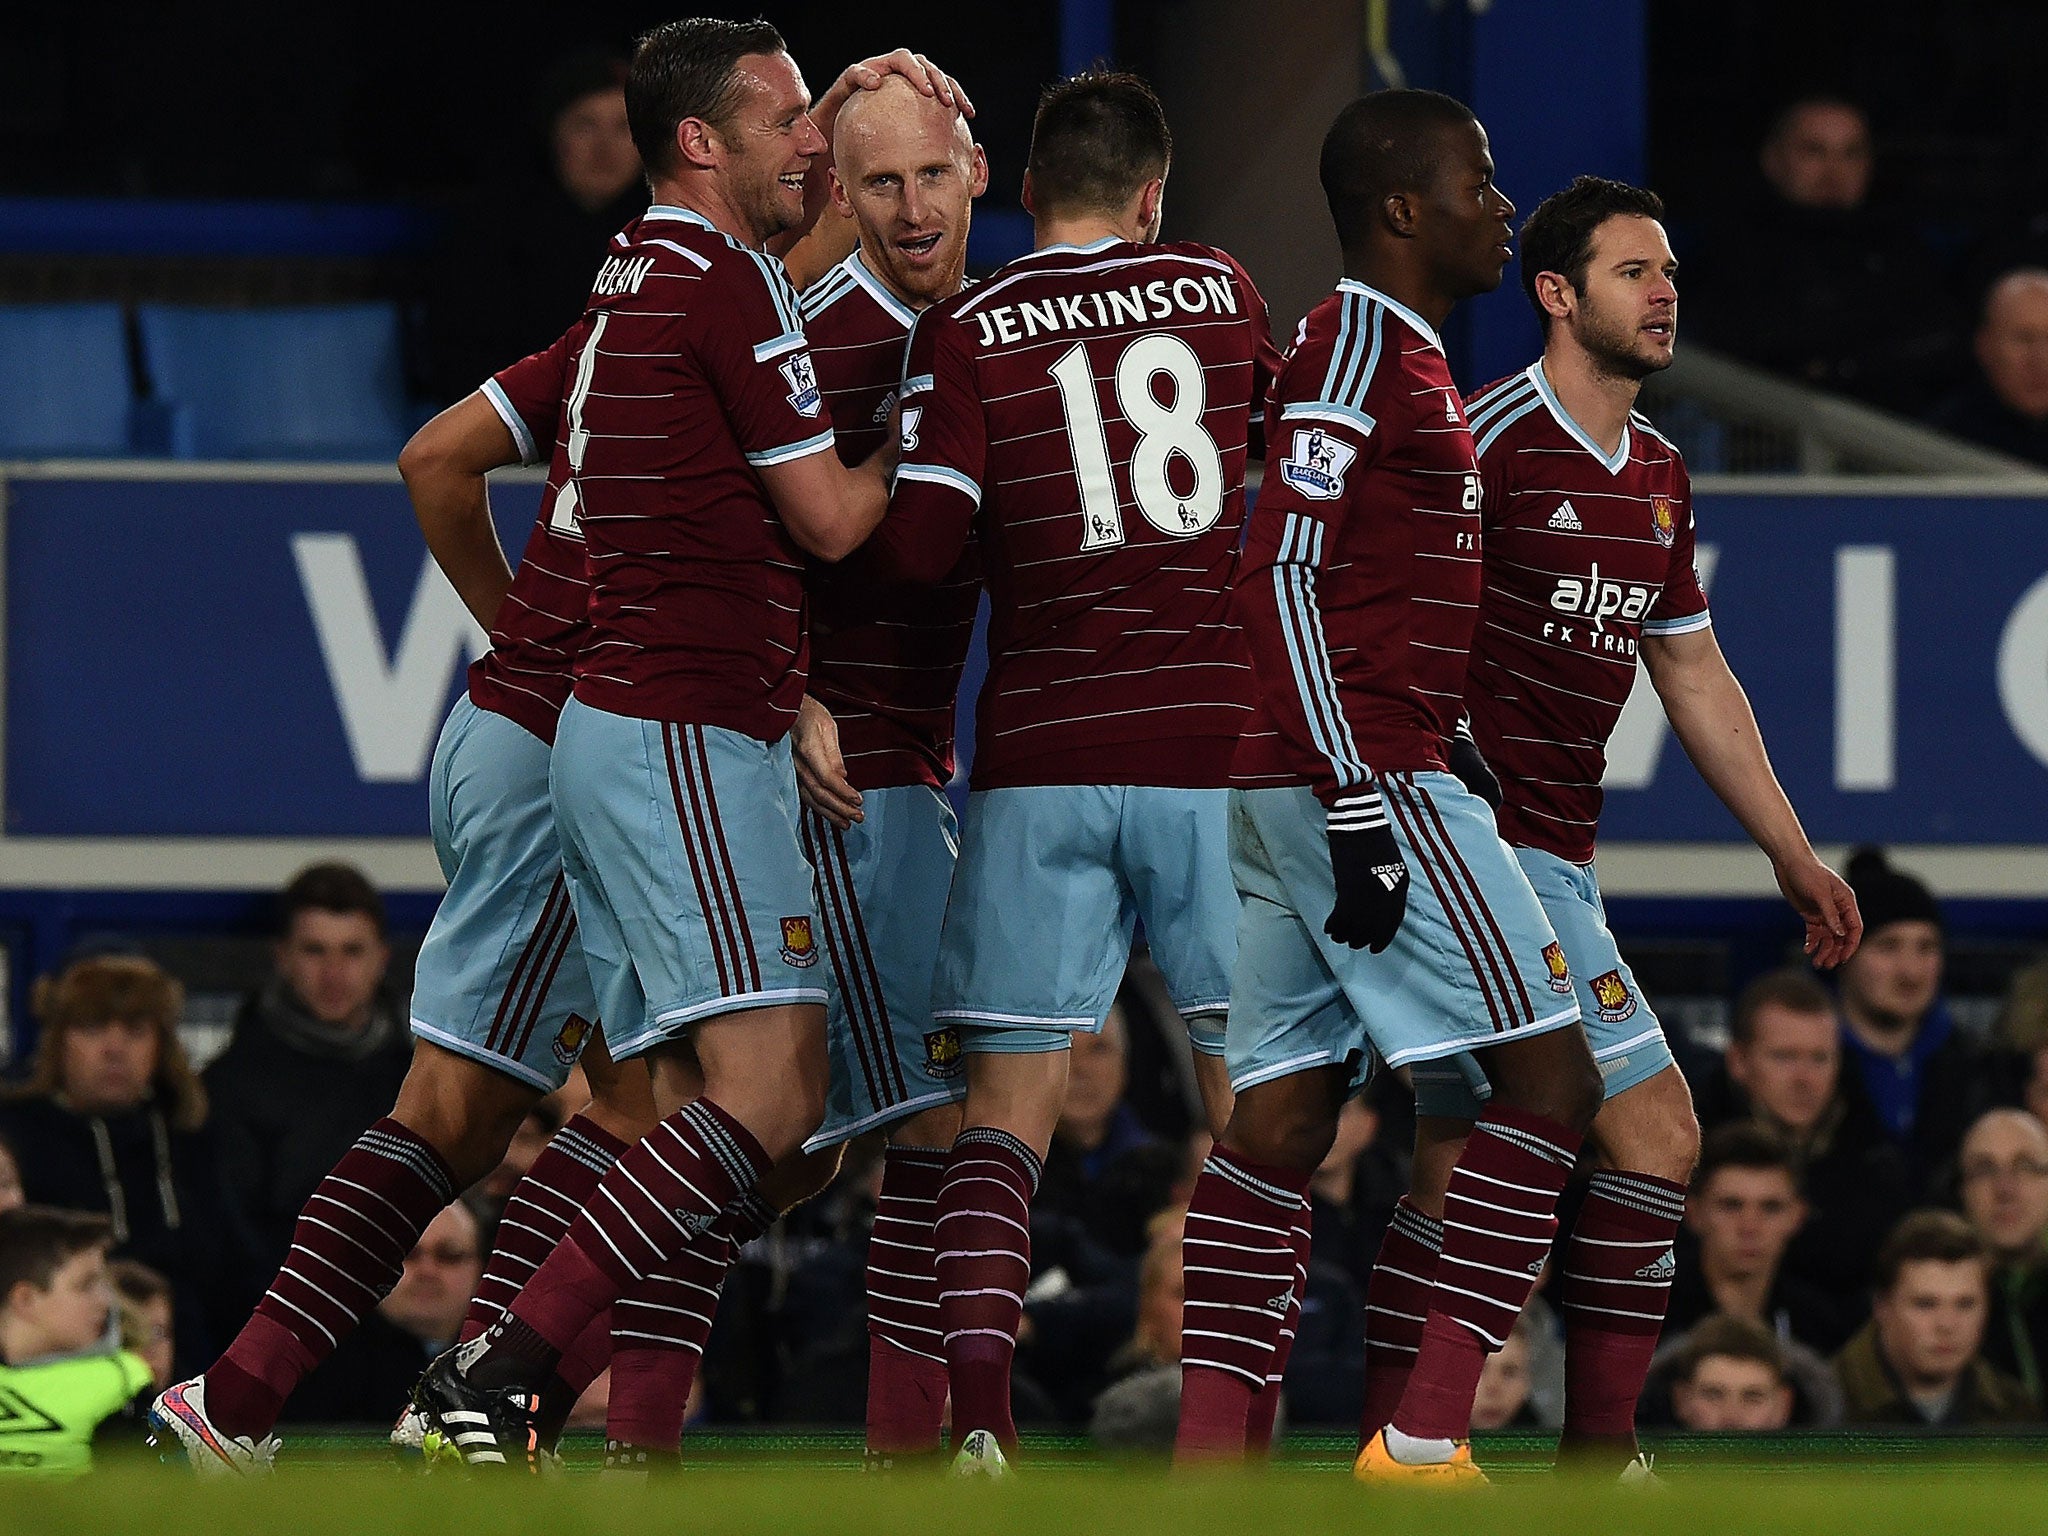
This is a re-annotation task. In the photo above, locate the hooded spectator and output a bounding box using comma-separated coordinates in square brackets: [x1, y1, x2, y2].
[1835, 847, 1984, 1188]
[0, 954, 225, 1375]
[1957, 1108, 2048, 1407]
[1835, 1210, 2039, 1426]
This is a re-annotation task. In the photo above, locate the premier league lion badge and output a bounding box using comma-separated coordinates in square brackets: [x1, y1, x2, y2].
[1279, 427, 1357, 501]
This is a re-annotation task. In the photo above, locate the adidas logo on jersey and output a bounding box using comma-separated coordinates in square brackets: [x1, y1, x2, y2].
[1637, 1247, 1677, 1281]
[1266, 1290, 1294, 1315]
[1549, 500, 1583, 531]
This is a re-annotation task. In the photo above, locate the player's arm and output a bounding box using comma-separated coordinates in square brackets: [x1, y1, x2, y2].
[769, 49, 975, 286]
[757, 439, 897, 561]
[846, 311, 981, 586]
[1641, 624, 1860, 968]
[398, 394, 524, 631]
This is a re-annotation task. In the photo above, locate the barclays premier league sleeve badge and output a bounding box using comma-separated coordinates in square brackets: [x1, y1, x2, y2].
[779, 352, 823, 418]
[1280, 427, 1356, 501]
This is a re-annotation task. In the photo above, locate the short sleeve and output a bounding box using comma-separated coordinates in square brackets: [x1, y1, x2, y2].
[695, 250, 837, 468]
[1642, 461, 1712, 634]
[482, 325, 578, 466]
[1261, 321, 1385, 533]
[861, 310, 982, 586]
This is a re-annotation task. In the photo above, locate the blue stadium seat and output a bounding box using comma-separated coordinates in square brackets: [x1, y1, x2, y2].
[136, 303, 413, 460]
[0, 303, 135, 456]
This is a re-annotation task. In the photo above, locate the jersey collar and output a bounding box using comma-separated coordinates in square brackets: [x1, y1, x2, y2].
[1336, 279, 1443, 354]
[1027, 235, 1124, 259]
[642, 203, 720, 233]
[845, 249, 921, 328]
[1526, 361, 1631, 475]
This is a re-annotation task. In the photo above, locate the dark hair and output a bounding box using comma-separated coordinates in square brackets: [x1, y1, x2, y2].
[536, 48, 630, 136]
[626, 17, 787, 178]
[1318, 89, 1478, 252]
[1874, 1209, 1989, 1295]
[1027, 69, 1172, 219]
[0, 1205, 112, 1299]
[279, 861, 387, 939]
[1731, 966, 1835, 1048]
[109, 1256, 171, 1307]
[1517, 176, 1666, 334]
[1671, 1313, 1787, 1385]
[1696, 1121, 1800, 1194]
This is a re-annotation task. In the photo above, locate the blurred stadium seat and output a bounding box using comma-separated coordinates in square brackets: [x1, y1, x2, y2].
[136, 303, 414, 460]
[0, 303, 135, 457]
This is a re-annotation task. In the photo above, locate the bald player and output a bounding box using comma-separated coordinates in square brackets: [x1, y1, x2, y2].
[788, 75, 988, 1465]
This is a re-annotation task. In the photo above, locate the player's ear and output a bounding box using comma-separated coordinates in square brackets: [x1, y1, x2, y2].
[1382, 190, 1417, 239]
[967, 143, 990, 198]
[1020, 169, 1037, 217]
[1136, 177, 1165, 240]
[675, 115, 723, 172]
[1534, 270, 1574, 328]
[827, 165, 854, 219]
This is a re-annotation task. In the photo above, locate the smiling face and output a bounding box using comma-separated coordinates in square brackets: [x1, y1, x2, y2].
[706, 51, 827, 246]
[1553, 213, 1678, 379]
[830, 77, 986, 307]
[1412, 117, 1516, 301]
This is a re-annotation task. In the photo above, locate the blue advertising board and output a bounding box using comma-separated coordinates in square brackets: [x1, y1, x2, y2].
[4, 470, 2046, 853]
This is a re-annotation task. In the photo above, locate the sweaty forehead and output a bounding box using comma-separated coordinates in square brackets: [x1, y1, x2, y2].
[835, 78, 970, 173]
[732, 51, 809, 115]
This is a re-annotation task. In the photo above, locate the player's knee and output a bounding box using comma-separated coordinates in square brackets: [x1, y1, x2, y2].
[1223, 1108, 1338, 1175]
[1554, 1043, 1607, 1133]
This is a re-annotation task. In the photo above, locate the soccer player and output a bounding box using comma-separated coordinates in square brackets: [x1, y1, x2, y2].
[1355, 175, 1861, 1474]
[858, 70, 1278, 1474]
[782, 77, 987, 1462]
[1180, 90, 1605, 1483]
[359, 21, 967, 1470]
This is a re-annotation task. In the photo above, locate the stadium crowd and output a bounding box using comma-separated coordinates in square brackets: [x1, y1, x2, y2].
[3, 845, 2044, 1459]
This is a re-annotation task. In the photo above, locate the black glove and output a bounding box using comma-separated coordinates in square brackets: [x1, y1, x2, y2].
[1324, 786, 1410, 953]
[1447, 723, 1502, 812]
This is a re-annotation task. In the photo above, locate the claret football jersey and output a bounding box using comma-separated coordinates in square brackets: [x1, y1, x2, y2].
[1233, 280, 1484, 802]
[867, 237, 1278, 788]
[799, 250, 981, 791]
[1460, 362, 1710, 863]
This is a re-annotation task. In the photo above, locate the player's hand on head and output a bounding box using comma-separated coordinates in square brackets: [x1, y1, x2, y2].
[838, 50, 974, 116]
[1324, 788, 1411, 953]
[793, 694, 863, 828]
[1778, 856, 1862, 970]
[1446, 726, 1503, 813]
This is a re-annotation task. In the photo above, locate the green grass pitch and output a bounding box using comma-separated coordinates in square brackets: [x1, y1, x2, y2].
[8, 1432, 2048, 1536]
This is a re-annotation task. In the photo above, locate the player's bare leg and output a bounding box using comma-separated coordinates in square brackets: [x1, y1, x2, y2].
[1175, 1066, 1344, 1462]
[1554, 1064, 1696, 1472]
[1367, 1026, 1601, 1478]
[1190, 1048, 1235, 1140]
[866, 1100, 963, 1462]
[933, 1046, 1069, 1460]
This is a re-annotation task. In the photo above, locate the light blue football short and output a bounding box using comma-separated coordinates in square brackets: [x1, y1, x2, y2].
[933, 785, 1237, 1057]
[1225, 773, 1582, 1098]
[1410, 845, 1673, 1119]
[409, 694, 600, 1092]
[800, 786, 968, 1151]
[549, 696, 825, 1063]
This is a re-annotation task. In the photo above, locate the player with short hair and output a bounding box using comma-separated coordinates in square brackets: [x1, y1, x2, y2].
[1178, 90, 1608, 1483]
[860, 68, 1279, 1475]
[779, 74, 988, 1463]
[338, 20, 968, 1471]
[1355, 174, 1861, 1476]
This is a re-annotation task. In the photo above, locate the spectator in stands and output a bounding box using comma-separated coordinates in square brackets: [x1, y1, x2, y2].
[1667, 1314, 1797, 1431]
[1957, 1108, 2048, 1407]
[1683, 96, 1958, 415]
[1089, 1207, 1185, 1447]
[1037, 1005, 1176, 1259]
[205, 863, 411, 1321]
[109, 1259, 175, 1392]
[419, 49, 643, 405]
[1836, 847, 1984, 1188]
[1471, 1307, 1550, 1431]
[0, 1133, 21, 1215]
[1835, 1210, 2039, 1426]
[285, 1199, 484, 1425]
[1665, 1124, 1858, 1353]
[0, 1207, 153, 1476]
[1981, 957, 2048, 1125]
[0, 954, 223, 1376]
[1924, 270, 2048, 465]
[1699, 967, 1914, 1297]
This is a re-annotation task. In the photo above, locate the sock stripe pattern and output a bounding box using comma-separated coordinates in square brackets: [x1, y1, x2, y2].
[1179, 1149, 1308, 1386]
[1360, 1197, 1444, 1439]
[1266, 1201, 1312, 1387]
[869, 1145, 947, 1364]
[256, 1118, 454, 1355]
[571, 1098, 768, 1287]
[465, 1116, 628, 1340]
[936, 1127, 1041, 1448]
[1435, 1111, 1578, 1349]
[1560, 1170, 1686, 1333]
